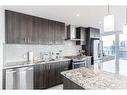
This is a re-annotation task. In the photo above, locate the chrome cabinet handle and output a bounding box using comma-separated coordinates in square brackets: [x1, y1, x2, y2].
[29, 38, 31, 43]
[25, 37, 26, 43]
[49, 65, 50, 69]
[28, 37, 30, 43]
[28, 38, 29, 43]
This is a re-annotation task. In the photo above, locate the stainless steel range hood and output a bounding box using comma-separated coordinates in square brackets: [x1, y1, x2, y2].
[66, 25, 80, 41]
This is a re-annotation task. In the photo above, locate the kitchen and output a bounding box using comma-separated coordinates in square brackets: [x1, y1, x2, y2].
[1, 6, 127, 90]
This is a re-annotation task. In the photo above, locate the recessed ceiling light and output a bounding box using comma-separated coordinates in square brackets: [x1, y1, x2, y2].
[76, 14, 80, 17]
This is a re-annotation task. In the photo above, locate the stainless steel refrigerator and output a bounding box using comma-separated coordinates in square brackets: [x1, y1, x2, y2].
[91, 39, 102, 65]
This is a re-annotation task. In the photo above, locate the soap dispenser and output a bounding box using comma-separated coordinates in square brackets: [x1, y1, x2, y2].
[27, 51, 34, 62]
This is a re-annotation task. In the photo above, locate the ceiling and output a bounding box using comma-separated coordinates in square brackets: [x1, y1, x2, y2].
[4, 6, 126, 32]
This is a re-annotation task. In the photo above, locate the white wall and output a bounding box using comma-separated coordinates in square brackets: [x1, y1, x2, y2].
[0, 6, 5, 89]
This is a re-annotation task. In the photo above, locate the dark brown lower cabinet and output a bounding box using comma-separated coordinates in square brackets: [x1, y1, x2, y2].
[63, 77, 84, 90]
[2, 69, 6, 89]
[33, 61, 72, 89]
[47, 63, 56, 88]
[33, 64, 46, 89]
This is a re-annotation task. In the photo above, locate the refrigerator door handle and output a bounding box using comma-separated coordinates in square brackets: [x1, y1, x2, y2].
[98, 43, 100, 58]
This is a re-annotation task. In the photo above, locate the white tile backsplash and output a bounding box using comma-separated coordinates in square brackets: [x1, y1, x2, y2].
[4, 40, 81, 64]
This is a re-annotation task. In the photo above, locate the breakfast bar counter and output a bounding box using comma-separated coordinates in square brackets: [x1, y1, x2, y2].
[61, 67, 127, 89]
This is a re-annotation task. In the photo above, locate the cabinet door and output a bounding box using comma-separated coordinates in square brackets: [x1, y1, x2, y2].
[5, 10, 27, 44]
[5, 10, 34, 44]
[39, 18, 49, 44]
[59, 22, 65, 44]
[40, 64, 49, 89]
[28, 17, 39, 44]
[55, 62, 62, 84]
[33, 64, 47, 89]
[76, 27, 86, 45]
[33, 17, 49, 44]
[33, 65, 40, 89]
[48, 63, 56, 87]
[5, 10, 16, 43]
[48, 20, 55, 45]
[80, 28, 86, 45]
[90, 30, 94, 38]
[54, 22, 60, 44]
[40, 18, 49, 45]
[48, 20, 65, 45]
[24, 15, 34, 44]
[54, 22, 65, 45]
[90, 28, 100, 38]
[56, 61, 71, 84]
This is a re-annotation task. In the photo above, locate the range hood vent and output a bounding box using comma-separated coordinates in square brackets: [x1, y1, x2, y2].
[66, 25, 80, 41]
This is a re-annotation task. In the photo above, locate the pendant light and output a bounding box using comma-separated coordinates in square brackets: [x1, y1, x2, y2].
[123, 6, 127, 35]
[104, 5, 114, 32]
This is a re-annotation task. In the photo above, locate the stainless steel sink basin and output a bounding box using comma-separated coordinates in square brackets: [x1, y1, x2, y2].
[35, 58, 56, 63]
[35, 58, 65, 64]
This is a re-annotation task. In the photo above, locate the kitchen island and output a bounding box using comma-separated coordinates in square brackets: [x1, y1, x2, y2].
[61, 67, 127, 89]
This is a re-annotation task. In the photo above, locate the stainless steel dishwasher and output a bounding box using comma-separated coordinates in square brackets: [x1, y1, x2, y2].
[5, 66, 33, 89]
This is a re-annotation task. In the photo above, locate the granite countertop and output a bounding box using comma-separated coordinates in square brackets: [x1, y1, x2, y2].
[61, 67, 127, 89]
[65, 55, 92, 63]
[3, 58, 71, 70]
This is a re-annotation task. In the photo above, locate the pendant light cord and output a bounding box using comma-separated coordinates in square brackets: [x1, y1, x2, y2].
[126, 6, 127, 24]
[108, 5, 110, 14]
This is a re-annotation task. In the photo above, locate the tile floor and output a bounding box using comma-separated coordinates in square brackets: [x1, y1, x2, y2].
[47, 84, 63, 90]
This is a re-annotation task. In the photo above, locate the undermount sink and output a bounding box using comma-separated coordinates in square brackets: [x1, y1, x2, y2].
[35, 58, 65, 64]
[35, 59, 56, 63]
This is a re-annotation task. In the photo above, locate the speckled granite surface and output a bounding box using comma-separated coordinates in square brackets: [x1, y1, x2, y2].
[61, 67, 127, 89]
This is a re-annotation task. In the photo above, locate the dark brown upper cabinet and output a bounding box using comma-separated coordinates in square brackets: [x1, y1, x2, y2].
[76, 27, 86, 45]
[48, 20, 55, 45]
[59, 22, 65, 44]
[48, 20, 65, 45]
[5, 10, 35, 44]
[76, 27, 100, 45]
[89, 27, 100, 39]
[33, 17, 48, 44]
[5, 10, 65, 45]
[5, 10, 27, 44]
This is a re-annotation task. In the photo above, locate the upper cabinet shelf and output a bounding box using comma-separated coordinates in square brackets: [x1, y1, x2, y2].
[5, 10, 65, 45]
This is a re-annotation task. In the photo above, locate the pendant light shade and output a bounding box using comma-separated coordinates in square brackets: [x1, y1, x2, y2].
[104, 5, 114, 32]
[123, 6, 127, 35]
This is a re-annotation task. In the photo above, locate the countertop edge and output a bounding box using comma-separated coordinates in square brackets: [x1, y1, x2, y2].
[3, 58, 71, 70]
[61, 67, 127, 90]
